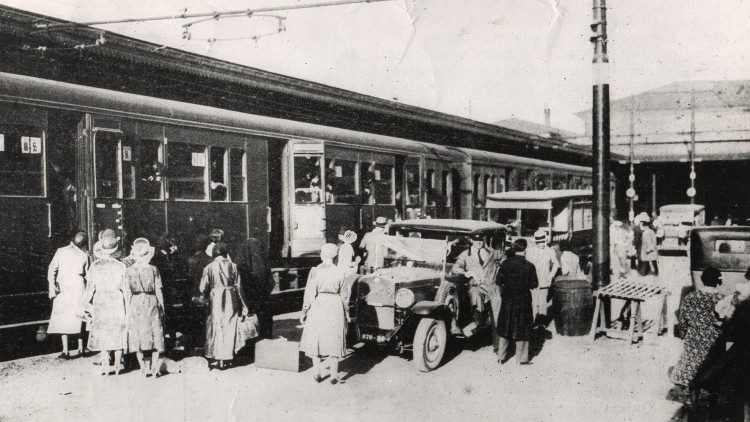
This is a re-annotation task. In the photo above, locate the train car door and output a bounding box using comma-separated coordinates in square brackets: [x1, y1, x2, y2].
[77, 116, 134, 244]
[286, 141, 326, 257]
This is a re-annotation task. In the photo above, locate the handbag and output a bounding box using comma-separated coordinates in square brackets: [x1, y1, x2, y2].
[235, 314, 260, 352]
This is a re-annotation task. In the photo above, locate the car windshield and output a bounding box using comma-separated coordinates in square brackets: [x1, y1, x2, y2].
[374, 235, 448, 269]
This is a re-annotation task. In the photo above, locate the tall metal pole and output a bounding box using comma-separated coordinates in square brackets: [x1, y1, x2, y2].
[628, 105, 635, 223]
[688, 88, 697, 204]
[590, 0, 610, 288]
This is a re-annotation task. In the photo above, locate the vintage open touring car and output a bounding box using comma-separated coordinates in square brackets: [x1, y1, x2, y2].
[349, 219, 506, 371]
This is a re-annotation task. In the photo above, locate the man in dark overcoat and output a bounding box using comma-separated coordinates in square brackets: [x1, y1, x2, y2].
[495, 238, 538, 365]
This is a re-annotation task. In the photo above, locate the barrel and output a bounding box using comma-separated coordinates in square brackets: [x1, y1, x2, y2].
[551, 278, 594, 336]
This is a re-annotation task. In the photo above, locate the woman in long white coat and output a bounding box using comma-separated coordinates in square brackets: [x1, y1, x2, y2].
[47, 232, 90, 359]
[300, 243, 349, 384]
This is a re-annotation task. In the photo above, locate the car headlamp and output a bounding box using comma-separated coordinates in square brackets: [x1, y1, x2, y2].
[395, 288, 415, 308]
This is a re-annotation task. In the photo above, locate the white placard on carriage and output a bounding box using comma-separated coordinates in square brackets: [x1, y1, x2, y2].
[374, 170, 381, 181]
[122, 146, 132, 161]
[0, 134, 4, 152]
[191, 151, 206, 167]
[29, 137, 42, 154]
[21, 136, 30, 153]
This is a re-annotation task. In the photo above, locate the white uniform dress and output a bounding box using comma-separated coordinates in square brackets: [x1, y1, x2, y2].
[47, 243, 90, 334]
[300, 263, 349, 358]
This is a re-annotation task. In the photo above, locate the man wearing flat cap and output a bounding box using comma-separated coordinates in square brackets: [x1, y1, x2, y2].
[452, 233, 503, 336]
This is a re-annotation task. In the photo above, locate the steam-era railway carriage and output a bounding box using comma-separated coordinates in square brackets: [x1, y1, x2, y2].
[0, 71, 598, 330]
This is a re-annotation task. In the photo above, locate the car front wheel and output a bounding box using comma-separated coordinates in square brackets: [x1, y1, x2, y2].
[412, 318, 447, 372]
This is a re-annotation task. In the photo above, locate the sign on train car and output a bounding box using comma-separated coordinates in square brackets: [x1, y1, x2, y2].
[485, 189, 593, 270]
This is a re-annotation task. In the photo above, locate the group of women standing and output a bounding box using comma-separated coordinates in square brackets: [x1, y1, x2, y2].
[85, 234, 166, 376]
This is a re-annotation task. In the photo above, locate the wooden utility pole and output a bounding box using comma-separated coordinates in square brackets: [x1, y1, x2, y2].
[590, 0, 611, 288]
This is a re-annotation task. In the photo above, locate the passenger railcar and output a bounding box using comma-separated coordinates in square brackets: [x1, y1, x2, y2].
[0, 72, 598, 329]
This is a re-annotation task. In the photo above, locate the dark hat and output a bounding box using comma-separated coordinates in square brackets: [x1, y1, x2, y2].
[209, 228, 224, 242]
[701, 267, 722, 287]
[513, 238, 528, 252]
[470, 233, 484, 241]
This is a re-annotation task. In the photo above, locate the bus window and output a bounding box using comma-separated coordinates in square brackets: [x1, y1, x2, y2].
[209, 146, 227, 201]
[325, 158, 357, 204]
[95, 131, 120, 198]
[485, 175, 494, 196]
[229, 149, 246, 202]
[294, 155, 323, 204]
[553, 174, 567, 190]
[167, 142, 207, 200]
[0, 125, 45, 196]
[497, 176, 506, 193]
[473, 174, 481, 205]
[138, 139, 163, 200]
[425, 169, 437, 206]
[520, 209, 548, 236]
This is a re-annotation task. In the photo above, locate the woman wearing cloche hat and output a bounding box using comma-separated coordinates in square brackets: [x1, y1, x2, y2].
[82, 236, 128, 375]
[123, 238, 166, 377]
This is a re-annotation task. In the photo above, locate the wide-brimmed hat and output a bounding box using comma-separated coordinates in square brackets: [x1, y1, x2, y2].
[98, 228, 117, 241]
[338, 230, 357, 244]
[320, 243, 339, 260]
[209, 228, 224, 242]
[93, 236, 121, 259]
[534, 229, 548, 243]
[131, 238, 155, 261]
[634, 212, 651, 223]
[374, 216, 387, 226]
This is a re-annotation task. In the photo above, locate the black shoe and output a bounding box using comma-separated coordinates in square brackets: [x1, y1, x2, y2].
[58, 352, 71, 360]
[330, 378, 339, 385]
[314, 375, 323, 383]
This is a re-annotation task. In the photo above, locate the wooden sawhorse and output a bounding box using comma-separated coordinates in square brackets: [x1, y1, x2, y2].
[590, 280, 669, 344]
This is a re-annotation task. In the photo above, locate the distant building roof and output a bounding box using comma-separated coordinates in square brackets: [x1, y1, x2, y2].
[576, 80, 750, 162]
[577, 80, 750, 116]
[495, 117, 581, 141]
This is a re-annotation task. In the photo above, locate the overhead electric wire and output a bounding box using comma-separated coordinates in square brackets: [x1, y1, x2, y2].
[33, 0, 389, 30]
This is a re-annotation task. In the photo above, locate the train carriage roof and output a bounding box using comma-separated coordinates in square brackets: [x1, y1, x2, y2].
[0, 71, 465, 159]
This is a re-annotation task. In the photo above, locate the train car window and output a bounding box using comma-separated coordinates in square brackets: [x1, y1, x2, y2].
[324, 158, 357, 204]
[485, 175, 495, 197]
[138, 139, 163, 200]
[229, 149, 246, 202]
[441, 170, 452, 207]
[472, 174, 481, 206]
[167, 142, 207, 200]
[497, 176, 506, 193]
[404, 164, 420, 206]
[94, 131, 120, 198]
[373, 162, 394, 205]
[209, 146, 228, 201]
[553, 174, 568, 190]
[294, 155, 323, 204]
[121, 137, 135, 199]
[425, 169, 437, 206]
[0, 124, 45, 196]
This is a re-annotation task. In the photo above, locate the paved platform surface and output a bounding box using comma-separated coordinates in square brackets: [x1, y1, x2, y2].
[0, 256, 708, 422]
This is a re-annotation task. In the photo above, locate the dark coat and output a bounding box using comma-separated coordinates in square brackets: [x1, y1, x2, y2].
[495, 255, 538, 341]
[235, 238, 274, 338]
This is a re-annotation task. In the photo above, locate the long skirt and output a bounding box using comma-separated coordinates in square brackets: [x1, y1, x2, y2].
[88, 291, 127, 351]
[48, 276, 85, 334]
[496, 293, 533, 342]
[127, 294, 165, 352]
[300, 294, 346, 358]
[205, 289, 240, 361]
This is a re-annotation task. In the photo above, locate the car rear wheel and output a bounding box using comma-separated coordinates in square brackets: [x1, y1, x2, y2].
[412, 318, 447, 372]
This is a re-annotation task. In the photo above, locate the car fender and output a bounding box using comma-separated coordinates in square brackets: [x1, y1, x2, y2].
[410, 300, 452, 321]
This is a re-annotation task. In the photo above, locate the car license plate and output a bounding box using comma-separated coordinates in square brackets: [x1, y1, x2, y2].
[360, 332, 387, 343]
